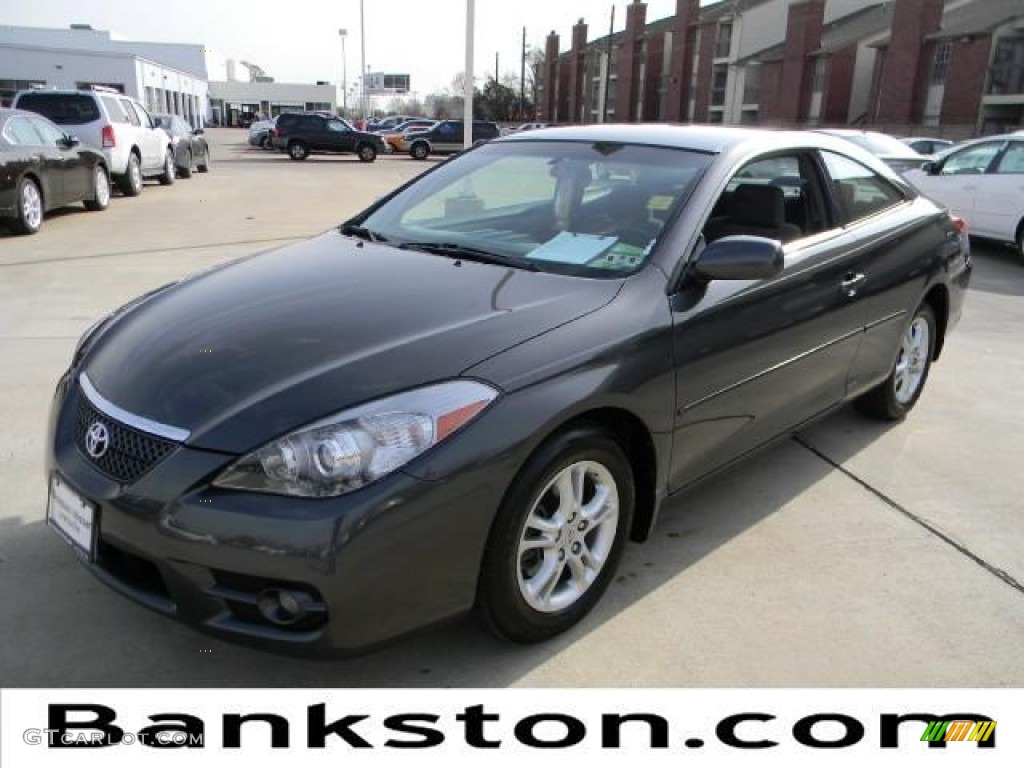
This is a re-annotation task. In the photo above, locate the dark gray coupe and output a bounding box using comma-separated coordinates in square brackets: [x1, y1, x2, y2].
[46, 125, 971, 652]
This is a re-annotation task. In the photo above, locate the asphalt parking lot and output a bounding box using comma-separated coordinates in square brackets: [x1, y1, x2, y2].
[1, 128, 1023, 687]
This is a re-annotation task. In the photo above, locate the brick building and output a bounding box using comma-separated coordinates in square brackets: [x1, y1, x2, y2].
[537, 0, 1024, 137]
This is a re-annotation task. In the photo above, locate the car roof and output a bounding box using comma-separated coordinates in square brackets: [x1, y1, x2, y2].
[498, 123, 862, 155]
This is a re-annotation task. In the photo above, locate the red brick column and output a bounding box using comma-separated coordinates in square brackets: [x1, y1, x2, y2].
[777, 0, 824, 124]
[664, 0, 701, 122]
[875, 0, 943, 125]
[615, 1, 648, 122]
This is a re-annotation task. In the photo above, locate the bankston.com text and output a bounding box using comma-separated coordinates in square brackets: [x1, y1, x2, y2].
[24, 703, 996, 752]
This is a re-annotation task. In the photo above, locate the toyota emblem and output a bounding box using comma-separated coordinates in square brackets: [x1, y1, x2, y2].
[85, 422, 110, 459]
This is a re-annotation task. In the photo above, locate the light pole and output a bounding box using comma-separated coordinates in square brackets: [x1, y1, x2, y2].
[359, 0, 367, 120]
[464, 0, 474, 148]
[338, 28, 348, 116]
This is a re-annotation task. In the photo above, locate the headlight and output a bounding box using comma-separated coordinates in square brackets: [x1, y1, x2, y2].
[213, 380, 499, 497]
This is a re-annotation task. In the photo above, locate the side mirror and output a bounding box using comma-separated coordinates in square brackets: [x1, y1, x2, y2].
[693, 236, 784, 281]
[193, 128, 205, 136]
[921, 161, 938, 175]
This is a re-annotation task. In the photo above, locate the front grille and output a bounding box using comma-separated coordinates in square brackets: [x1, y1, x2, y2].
[74, 393, 176, 483]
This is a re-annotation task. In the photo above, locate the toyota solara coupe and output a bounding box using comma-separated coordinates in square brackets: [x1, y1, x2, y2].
[46, 125, 971, 653]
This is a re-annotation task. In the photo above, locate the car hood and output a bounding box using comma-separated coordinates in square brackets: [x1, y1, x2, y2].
[83, 232, 620, 453]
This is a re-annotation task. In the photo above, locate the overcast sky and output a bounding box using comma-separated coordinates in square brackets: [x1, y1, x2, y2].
[4, 0, 717, 96]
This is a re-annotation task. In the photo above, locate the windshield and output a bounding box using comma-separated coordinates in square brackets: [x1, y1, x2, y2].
[355, 140, 710, 276]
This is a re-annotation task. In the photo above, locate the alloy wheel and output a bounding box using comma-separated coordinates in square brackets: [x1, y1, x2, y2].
[516, 460, 619, 613]
[893, 316, 930, 405]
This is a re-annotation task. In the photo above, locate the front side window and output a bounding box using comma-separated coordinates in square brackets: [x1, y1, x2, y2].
[939, 142, 1003, 175]
[327, 119, 348, 133]
[30, 117, 66, 146]
[821, 150, 905, 223]
[707, 153, 824, 244]
[357, 141, 710, 276]
[119, 99, 140, 126]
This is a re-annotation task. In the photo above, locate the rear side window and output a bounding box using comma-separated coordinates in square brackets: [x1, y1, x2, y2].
[994, 142, 1024, 174]
[15, 93, 100, 125]
[101, 95, 129, 123]
[820, 151, 905, 223]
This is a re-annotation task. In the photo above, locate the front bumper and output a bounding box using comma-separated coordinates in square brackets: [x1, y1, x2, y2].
[46, 372, 503, 654]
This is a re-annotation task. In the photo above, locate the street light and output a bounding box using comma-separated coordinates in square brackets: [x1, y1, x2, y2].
[338, 29, 348, 116]
[359, 0, 367, 120]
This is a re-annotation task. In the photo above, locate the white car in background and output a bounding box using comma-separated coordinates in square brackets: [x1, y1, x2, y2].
[13, 87, 175, 196]
[904, 133, 1024, 261]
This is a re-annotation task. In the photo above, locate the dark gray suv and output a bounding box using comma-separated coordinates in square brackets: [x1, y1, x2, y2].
[271, 112, 385, 162]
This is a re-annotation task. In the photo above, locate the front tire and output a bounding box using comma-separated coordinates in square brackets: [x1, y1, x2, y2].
[10, 177, 43, 235]
[196, 147, 210, 173]
[288, 141, 309, 161]
[410, 142, 429, 160]
[83, 166, 110, 211]
[357, 143, 377, 163]
[477, 426, 634, 643]
[178, 150, 193, 178]
[158, 148, 176, 185]
[856, 303, 936, 421]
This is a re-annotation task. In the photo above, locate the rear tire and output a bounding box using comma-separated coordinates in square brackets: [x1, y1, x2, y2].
[477, 425, 634, 643]
[856, 303, 936, 421]
[196, 148, 210, 173]
[288, 141, 309, 161]
[83, 166, 110, 211]
[119, 153, 143, 196]
[10, 177, 43, 235]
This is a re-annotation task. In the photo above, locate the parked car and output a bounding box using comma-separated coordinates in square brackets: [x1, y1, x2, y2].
[46, 124, 970, 652]
[814, 129, 926, 174]
[271, 112, 385, 162]
[13, 87, 176, 196]
[501, 122, 550, 136]
[248, 117, 276, 148]
[0, 108, 110, 234]
[367, 115, 412, 132]
[904, 132, 1024, 260]
[380, 119, 437, 152]
[153, 113, 210, 178]
[399, 119, 501, 159]
[901, 136, 955, 156]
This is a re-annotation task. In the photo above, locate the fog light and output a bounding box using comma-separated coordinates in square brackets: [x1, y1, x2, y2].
[256, 587, 311, 626]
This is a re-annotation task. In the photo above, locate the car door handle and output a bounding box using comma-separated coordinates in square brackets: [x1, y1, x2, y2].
[841, 272, 867, 297]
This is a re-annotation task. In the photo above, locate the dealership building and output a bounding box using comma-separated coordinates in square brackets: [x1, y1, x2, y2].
[539, 0, 1024, 137]
[0, 24, 345, 128]
[0, 24, 208, 127]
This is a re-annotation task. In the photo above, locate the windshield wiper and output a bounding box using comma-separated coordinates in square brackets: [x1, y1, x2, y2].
[396, 241, 542, 271]
[340, 223, 386, 242]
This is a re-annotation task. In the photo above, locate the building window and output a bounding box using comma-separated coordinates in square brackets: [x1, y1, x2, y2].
[988, 36, 1024, 95]
[708, 110, 724, 124]
[742, 64, 760, 105]
[811, 58, 828, 94]
[715, 22, 733, 59]
[740, 108, 758, 124]
[930, 41, 951, 84]
[0, 79, 46, 107]
[711, 64, 728, 107]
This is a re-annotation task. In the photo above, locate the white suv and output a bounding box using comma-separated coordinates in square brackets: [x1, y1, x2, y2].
[13, 87, 175, 196]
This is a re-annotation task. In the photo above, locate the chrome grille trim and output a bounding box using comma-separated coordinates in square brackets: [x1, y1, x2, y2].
[79, 372, 190, 442]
